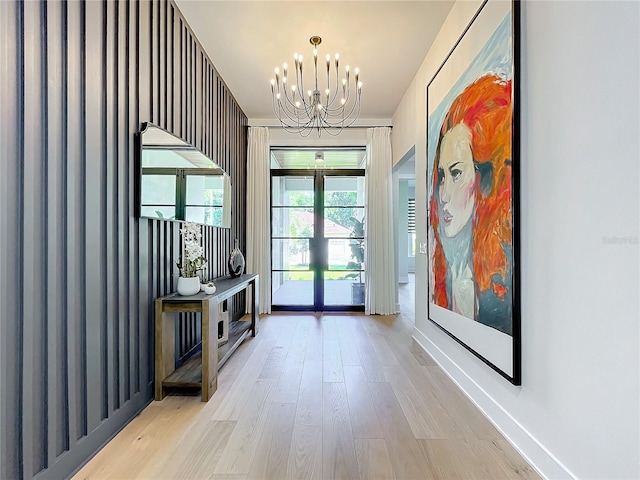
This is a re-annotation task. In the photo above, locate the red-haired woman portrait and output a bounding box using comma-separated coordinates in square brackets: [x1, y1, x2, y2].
[429, 73, 513, 335]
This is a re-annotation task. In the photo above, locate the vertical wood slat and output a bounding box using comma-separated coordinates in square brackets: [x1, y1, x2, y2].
[45, 0, 68, 461]
[1, 0, 22, 477]
[126, 0, 135, 403]
[84, 0, 106, 429]
[118, 0, 129, 407]
[105, 0, 117, 416]
[22, 1, 45, 475]
[131, 0, 141, 397]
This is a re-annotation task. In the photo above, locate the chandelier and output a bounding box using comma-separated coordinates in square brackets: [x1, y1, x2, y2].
[270, 36, 362, 137]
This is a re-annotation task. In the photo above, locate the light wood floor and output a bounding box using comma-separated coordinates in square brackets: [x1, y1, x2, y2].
[75, 280, 540, 480]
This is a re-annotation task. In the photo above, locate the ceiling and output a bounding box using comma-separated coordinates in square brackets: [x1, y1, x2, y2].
[174, 1, 455, 124]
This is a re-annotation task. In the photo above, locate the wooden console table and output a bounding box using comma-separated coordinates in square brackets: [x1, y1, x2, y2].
[154, 273, 259, 401]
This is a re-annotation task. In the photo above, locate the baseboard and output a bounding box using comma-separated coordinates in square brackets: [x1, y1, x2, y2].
[412, 328, 574, 480]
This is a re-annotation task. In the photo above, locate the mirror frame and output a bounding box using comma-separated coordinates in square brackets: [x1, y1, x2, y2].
[135, 122, 231, 228]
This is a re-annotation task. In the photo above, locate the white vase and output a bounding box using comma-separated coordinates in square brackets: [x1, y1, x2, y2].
[177, 276, 200, 296]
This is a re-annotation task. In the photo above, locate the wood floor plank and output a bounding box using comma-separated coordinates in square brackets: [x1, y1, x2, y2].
[369, 333, 400, 366]
[214, 380, 278, 475]
[286, 425, 322, 480]
[303, 316, 324, 363]
[336, 321, 363, 366]
[383, 364, 447, 439]
[281, 326, 308, 381]
[424, 366, 502, 441]
[419, 438, 542, 480]
[259, 345, 288, 379]
[143, 420, 235, 479]
[352, 321, 387, 383]
[484, 439, 542, 480]
[368, 381, 436, 480]
[247, 402, 297, 480]
[344, 365, 383, 439]
[354, 438, 395, 480]
[295, 360, 323, 427]
[211, 338, 276, 421]
[322, 382, 360, 480]
[322, 338, 344, 383]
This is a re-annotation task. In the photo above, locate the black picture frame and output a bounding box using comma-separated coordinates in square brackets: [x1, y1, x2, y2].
[426, 0, 521, 385]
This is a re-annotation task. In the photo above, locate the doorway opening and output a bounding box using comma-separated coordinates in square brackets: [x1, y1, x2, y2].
[270, 148, 365, 311]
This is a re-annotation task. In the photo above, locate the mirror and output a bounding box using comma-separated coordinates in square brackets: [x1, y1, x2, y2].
[137, 122, 231, 228]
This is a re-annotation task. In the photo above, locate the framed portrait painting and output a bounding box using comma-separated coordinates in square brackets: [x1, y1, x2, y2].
[426, 0, 520, 384]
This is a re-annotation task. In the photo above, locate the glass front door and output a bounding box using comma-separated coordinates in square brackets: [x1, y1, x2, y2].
[271, 170, 365, 311]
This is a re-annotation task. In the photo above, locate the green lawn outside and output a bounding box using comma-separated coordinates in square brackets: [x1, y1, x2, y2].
[286, 270, 362, 281]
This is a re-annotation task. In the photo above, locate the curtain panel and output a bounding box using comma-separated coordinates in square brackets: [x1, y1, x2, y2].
[246, 127, 272, 313]
[365, 127, 399, 314]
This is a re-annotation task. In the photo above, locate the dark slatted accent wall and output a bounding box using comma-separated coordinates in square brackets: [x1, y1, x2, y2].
[0, 1, 248, 478]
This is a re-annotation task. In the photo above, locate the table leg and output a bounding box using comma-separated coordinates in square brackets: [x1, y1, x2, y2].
[201, 298, 219, 401]
[251, 276, 259, 336]
[155, 302, 175, 401]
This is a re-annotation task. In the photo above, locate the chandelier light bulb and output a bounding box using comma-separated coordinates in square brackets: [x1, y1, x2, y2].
[270, 35, 362, 137]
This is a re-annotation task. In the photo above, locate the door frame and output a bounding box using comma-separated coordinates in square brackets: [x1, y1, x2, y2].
[271, 168, 365, 312]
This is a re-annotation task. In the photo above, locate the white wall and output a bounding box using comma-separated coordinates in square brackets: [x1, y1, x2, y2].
[397, 179, 409, 283]
[393, 1, 640, 478]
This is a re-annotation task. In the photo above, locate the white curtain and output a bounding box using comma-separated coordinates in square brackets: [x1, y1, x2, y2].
[365, 127, 399, 314]
[246, 127, 271, 314]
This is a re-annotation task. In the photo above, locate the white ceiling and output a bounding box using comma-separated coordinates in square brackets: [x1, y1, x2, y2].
[175, 0, 455, 124]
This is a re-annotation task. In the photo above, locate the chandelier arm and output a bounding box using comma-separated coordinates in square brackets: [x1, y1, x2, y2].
[273, 93, 313, 127]
[325, 93, 361, 126]
[324, 65, 341, 108]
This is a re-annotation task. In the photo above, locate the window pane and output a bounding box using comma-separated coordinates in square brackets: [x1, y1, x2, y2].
[185, 206, 223, 226]
[272, 271, 314, 306]
[324, 176, 365, 207]
[272, 207, 314, 237]
[324, 277, 365, 306]
[324, 207, 363, 237]
[272, 239, 311, 270]
[272, 176, 314, 206]
[141, 174, 175, 205]
[185, 174, 224, 206]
